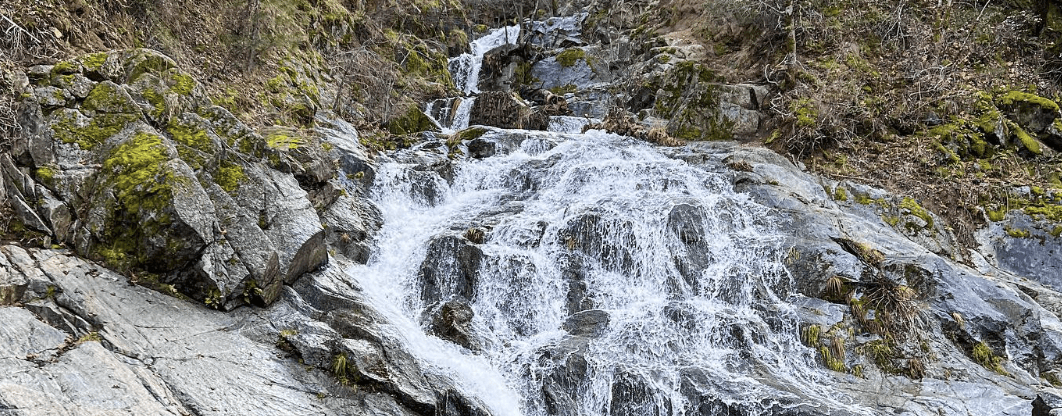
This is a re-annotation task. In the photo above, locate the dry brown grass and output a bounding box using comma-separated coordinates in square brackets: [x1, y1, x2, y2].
[0, 0, 484, 135]
[643, 0, 1062, 253]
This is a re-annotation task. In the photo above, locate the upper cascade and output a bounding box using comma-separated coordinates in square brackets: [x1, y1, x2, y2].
[449, 25, 521, 95]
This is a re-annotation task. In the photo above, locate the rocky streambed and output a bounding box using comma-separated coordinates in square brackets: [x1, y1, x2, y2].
[3, 8, 1062, 416]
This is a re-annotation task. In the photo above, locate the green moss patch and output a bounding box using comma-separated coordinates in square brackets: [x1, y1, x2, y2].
[51, 61, 80, 76]
[556, 48, 586, 68]
[142, 88, 167, 120]
[987, 206, 1007, 222]
[972, 342, 1008, 375]
[35, 165, 56, 185]
[168, 72, 196, 95]
[167, 119, 214, 154]
[996, 90, 1060, 113]
[215, 161, 245, 192]
[81, 53, 108, 72]
[128, 54, 175, 83]
[267, 132, 305, 149]
[793, 99, 817, 128]
[166, 119, 215, 168]
[1023, 204, 1062, 222]
[1009, 122, 1042, 155]
[51, 110, 139, 150]
[832, 186, 848, 201]
[82, 82, 139, 114]
[899, 197, 934, 229]
[104, 132, 175, 212]
[450, 126, 488, 142]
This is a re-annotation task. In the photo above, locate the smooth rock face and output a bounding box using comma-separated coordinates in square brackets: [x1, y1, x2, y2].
[978, 212, 1062, 291]
[0, 307, 68, 360]
[0, 245, 488, 416]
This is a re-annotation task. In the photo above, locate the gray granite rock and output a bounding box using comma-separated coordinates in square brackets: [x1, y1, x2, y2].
[0, 245, 491, 416]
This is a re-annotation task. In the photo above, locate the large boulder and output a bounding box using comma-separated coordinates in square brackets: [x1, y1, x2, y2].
[469, 91, 549, 130]
[5, 49, 333, 307]
[694, 141, 1062, 409]
[417, 234, 484, 306]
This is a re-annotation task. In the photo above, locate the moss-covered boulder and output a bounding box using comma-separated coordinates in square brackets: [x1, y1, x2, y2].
[468, 91, 549, 130]
[649, 61, 749, 141]
[386, 105, 441, 136]
[995, 90, 1062, 153]
[7, 49, 331, 308]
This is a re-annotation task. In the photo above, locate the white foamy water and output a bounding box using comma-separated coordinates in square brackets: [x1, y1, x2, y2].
[346, 129, 875, 415]
[426, 97, 478, 134]
[449, 25, 521, 95]
[547, 115, 599, 133]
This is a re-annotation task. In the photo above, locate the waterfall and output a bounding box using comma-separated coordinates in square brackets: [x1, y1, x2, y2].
[347, 128, 876, 415]
[450, 97, 475, 132]
[449, 25, 521, 95]
[345, 17, 881, 416]
[424, 25, 516, 134]
[425, 97, 476, 134]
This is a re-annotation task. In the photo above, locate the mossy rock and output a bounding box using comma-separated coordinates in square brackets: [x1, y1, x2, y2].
[651, 61, 733, 141]
[82, 81, 140, 114]
[49, 108, 139, 151]
[123, 50, 178, 84]
[91, 130, 196, 273]
[556, 48, 587, 68]
[387, 105, 440, 136]
[996, 90, 1061, 138]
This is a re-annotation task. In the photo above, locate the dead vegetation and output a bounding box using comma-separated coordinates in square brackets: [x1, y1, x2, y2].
[0, 0, 500, 135]
[586, 107, 684, 146]
[647, 0, 1062, 252]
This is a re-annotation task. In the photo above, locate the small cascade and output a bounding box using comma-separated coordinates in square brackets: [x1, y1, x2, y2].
[426, 98, 458, 129]
[423, 25, 517, 135]
[450, 97, 475, 132]
[449, 25, 521, 95]
[425, 97, 476, 134]
[547, 115, 598, 133]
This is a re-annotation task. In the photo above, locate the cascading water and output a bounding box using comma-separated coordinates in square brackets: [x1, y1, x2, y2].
[449, 25, 521, 95]
[346, 19, 878, 416]
[425, 25, 517, 134]
[353, 130, 875, 415]
[547, 115, 599, 134]
[427, 97, 477, 134]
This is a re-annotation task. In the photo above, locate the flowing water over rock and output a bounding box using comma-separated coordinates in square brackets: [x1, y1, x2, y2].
[348, 129, 880, 415]
[427, 97, 477, 133]
[329, 16, 1062, 415]
[360, 18, 871, 416]
[428, 25, 519, 133]
[449, 25, 521, 95]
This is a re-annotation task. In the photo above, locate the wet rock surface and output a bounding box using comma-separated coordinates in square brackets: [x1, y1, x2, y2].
[396, 128, 1062, 415]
